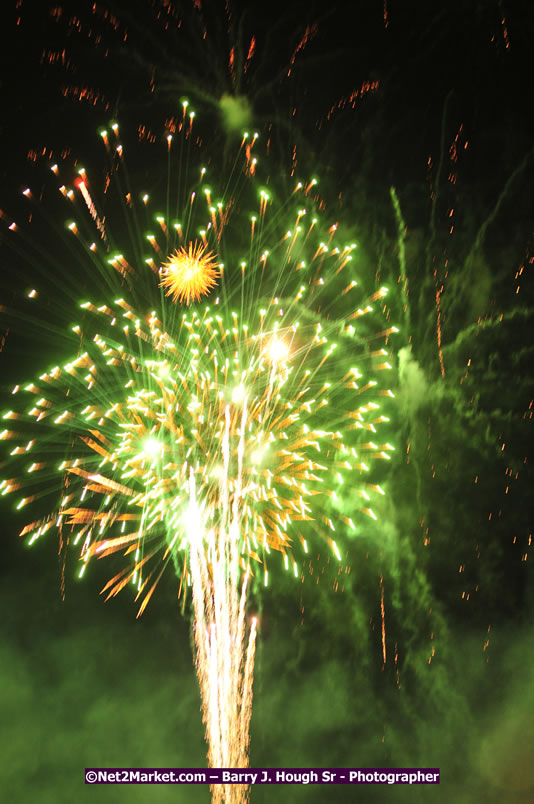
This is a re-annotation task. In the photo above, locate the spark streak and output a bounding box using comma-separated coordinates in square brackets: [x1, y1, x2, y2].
[190, 404, 256, 802]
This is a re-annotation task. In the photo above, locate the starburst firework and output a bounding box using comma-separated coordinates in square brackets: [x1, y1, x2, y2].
[1, 108, 397, 797]
[160, 241, 220, 304]
[2, 111, 396, 603]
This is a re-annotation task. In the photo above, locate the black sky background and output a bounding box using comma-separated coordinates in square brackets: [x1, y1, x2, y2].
[1, 1, 533, 802]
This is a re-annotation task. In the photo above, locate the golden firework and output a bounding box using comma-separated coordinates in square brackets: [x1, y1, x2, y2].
[160, 241, 219, 304]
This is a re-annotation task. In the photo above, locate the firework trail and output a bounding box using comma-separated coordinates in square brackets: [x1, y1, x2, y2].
[189, 409, 256, 803]
[1, 106, 396, 795]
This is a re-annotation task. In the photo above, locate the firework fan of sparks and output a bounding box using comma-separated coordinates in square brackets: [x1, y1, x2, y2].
[1, 102, 398, 801]
[1, 103, 397, 612]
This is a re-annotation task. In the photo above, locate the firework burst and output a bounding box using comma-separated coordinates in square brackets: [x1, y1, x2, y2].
[2, 109, 396, 602]
[160, 241, 220, 304]
[1, 107, 397, 794]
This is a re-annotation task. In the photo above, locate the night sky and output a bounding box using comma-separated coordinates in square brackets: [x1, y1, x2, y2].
[1, 1, 533, 802]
